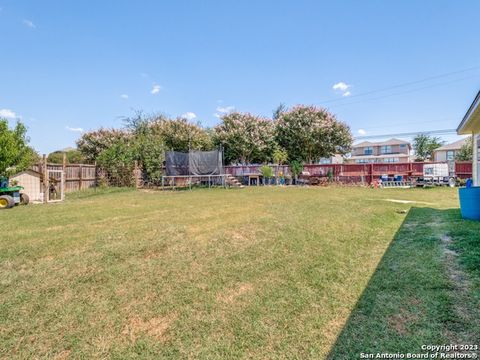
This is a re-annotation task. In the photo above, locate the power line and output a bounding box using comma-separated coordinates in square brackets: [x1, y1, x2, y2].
[357, 118, 456, 132]
[326, 74, 479, 109]
[354, 129, 458, 140]
[319, 65, 480, 105]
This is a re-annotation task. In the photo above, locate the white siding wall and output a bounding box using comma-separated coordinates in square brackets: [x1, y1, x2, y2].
[475, 135, 480, 186]
[10, 173, 41, 201]
[434, 151, 447, 162]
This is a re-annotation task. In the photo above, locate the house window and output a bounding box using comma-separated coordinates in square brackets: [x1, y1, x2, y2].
[400, 144, 407, 148]
[364, 147, 373, 155]
[380, 145, 392, 154]
[446, 150, 455, 161]
[382, 157, 399, 163]
[319, 158, 332, 164]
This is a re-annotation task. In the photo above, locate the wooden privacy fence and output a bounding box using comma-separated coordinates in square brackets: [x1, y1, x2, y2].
[32, 162, 97, 192]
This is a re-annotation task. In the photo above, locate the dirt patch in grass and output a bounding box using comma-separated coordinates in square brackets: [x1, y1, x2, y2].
[122, 313, 177, 343]
[53, 349, 71, 360]
[441, 234, 469, 291]
[217, 283, 254, 304]
[388, 307, 418, 335]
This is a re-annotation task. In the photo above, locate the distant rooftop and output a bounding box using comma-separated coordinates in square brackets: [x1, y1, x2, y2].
[59, 147, 76, 152]
[434, 138, 468, 151]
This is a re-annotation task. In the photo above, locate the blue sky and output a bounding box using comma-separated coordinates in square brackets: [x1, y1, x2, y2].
[1, 0, 480, 154]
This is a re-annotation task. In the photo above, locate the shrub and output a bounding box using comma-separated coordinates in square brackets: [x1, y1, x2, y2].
[290, 160, 304, 184]
[260, 165, 273, 179]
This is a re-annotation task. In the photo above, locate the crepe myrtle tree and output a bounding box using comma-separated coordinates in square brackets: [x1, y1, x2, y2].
[275, 105, 353, 163]
[77, 128, 130, 163]
[147, 116, 213, 152]
[213, 112, 275, 164]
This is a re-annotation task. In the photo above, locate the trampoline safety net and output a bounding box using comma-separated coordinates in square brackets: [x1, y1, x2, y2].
[165, 150, 223, 176]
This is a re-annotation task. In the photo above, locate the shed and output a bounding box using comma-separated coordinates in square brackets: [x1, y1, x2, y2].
[10, 170, 42, 202]
[457, 91, 480, 185]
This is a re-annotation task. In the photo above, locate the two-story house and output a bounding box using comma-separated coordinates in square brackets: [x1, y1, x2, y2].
[432, 138, 468, 175]
[349, 138, 412, 164]
[432, 138, 467, 162]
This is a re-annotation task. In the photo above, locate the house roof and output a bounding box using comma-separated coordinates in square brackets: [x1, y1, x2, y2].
[353, 138, 411, 148]
[458, 90, 480, 134]
[433, 138, 468, 152]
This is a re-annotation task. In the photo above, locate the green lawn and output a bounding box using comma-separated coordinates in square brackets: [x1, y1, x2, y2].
[0, 187, 478, 359]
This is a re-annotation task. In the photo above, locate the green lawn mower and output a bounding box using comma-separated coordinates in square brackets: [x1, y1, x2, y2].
[0, 177, 29, 210]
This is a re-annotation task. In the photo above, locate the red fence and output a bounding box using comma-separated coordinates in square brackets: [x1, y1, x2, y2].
[225, 162, 473, 185]
[455, 162, 473, 179]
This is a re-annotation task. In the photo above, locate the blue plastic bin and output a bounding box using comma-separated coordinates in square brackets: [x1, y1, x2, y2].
[459, 186, 480, 221]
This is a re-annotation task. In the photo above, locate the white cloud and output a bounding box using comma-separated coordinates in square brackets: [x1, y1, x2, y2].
[216, 106, 234, 114]
[120, 94, 129, 99]
[65, 126, 83, 132]
[358, 129, 366, 135]
[214, 105, 235, 118]
[332, 82, 350, 92]
[181, 112, 197, 121]
[333, 82, 352, 97]
[151, 84, 161, 94]
[0, 109, 17, 118]
[22, 19, 36, 28]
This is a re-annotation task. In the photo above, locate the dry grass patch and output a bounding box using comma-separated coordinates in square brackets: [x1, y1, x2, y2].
[122, 313, 178, 343]
[217, 283, 254, 304]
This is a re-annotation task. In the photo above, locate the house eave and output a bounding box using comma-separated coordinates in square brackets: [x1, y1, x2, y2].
[458, 90, 480, 134]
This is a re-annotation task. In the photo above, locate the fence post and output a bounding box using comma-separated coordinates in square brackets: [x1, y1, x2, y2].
[94, 161, 98, 188]
[42, 154, 48, 203]
[78, 164, 83, 190]
[370, 163, 374, 185]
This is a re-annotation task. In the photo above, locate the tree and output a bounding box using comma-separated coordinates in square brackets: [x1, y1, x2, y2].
[149, 116, 212, 152]
[0, 119, 38, 177]
[455, 136, 473, 161]
[275, 105, 352, 163]
[77, 128, 130, 162]
[413, 134, 444, 161]
[273, 103, 287, 120]
[47, 150, 85, 164]
[213, 112, 275, 164]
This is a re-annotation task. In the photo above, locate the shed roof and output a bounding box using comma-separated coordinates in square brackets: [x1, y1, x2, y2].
[10, 169, 42, 178]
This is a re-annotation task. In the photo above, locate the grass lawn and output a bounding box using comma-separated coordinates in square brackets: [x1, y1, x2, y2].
[0, 187, 478, 359]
